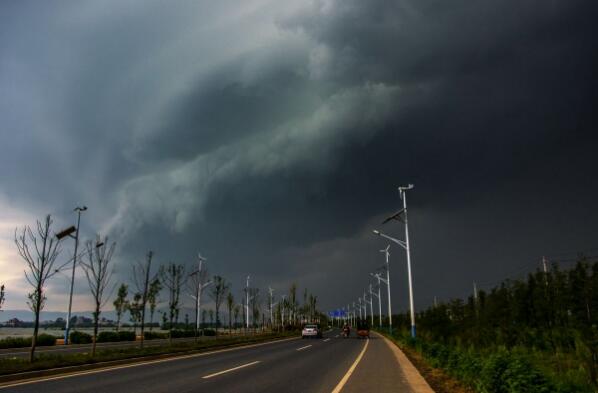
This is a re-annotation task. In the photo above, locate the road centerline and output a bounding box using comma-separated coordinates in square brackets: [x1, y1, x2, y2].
[201, 361, 260, 379]
[296, 344, 312, 351]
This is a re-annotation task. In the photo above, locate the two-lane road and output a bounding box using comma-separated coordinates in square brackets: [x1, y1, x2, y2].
[0, 329, 433, 393]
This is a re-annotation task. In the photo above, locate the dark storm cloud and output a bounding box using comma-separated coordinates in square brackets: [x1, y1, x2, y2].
[1, 0, 596, 312]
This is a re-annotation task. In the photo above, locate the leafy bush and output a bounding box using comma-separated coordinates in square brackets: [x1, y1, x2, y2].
[170, 329, 197, 338]
[36, 334, 57, 346]
[0, 337, 30, 349]
[96, 331, 119, 343]
[69, 331, 92, 344]
[202, 329, 216, 336]
[117, 331, 136, 341]
[97, 331, 136, 342]
[144, 331, 168, 340]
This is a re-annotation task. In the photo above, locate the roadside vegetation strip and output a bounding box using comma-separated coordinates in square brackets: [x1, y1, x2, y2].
[330, 338, 369, 393]
[0, 332, 298, 383]
[201, 361, 261, 379]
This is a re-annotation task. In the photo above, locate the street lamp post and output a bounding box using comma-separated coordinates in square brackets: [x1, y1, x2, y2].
[370, 273, 383, 327]
[189, 253, 211, 334]
[368, 283, 374, 326]
[56, 206, 87, 345]
[373, 205, 416, 336]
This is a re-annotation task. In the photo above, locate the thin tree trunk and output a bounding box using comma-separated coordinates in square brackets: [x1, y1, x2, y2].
[92, 303, 100, 356]
[30, 293, 41, 362]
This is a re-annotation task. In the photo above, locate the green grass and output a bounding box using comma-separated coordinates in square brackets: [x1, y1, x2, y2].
[380, 329, 595, 393]
[0, 331, 297, 376]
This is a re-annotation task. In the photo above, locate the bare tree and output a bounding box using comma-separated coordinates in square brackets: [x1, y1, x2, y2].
[129, 293, 142, 334]
[0, 284, 5, 312]
[113, 283, 128, 331]
[249, 288, 260, 329]
[81, 235, 115, 356]
[147, 278, 162, 332]
[209, 275, 229, 331]
[227, 292, 234, 334]
[289, 283, 297, 327]
[160, 263, 185, 340]
[15, 215, 61, 362]
[233, 304, 240, 331]
[132, 251, 158, 347]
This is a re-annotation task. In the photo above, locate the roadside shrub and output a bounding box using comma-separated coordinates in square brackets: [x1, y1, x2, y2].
[170, 329, 195, 338]
[144, 331, 168, 340]
[117, 331, 136, 341]
[69, 331, 92, 344]
[0, 337, 30, 349]
[36, 334, 57, 346]
[202, 329, 216, 336]
[97, 331, 120, 343]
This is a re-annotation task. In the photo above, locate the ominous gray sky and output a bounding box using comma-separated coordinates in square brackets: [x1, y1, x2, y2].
[1, 0, 597, 315]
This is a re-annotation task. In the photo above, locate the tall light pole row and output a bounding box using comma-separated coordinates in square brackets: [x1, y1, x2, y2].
[335, 184, 417, 338]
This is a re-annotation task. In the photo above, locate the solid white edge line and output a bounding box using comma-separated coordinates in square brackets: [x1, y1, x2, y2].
[323, 338, 331, 342]
[296, 345, 312, 351]
[330, 338, 369, 393]
[201, 361, 260, 379]
[0, 336, 299, 390]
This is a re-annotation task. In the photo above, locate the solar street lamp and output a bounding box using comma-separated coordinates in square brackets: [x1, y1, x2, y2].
[56, 206, 87, 345]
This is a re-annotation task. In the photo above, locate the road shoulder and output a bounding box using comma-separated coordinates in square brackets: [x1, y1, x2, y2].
[378, 332, 435, 393]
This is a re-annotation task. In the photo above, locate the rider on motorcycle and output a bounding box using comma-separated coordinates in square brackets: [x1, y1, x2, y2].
[342, 324, 350, 337]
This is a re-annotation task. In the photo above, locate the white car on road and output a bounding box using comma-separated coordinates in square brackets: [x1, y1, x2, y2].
[301, 324, 322, 338]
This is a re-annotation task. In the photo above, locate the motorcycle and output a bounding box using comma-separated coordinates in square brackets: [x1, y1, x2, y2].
[342, 327, 350, 338]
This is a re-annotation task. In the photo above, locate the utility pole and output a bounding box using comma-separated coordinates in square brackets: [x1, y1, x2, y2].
[64, 206, 87, 345]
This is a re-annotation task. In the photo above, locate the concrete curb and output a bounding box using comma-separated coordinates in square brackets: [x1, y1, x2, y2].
[375, 332, 435, 393]
[0, 335, 296, 386]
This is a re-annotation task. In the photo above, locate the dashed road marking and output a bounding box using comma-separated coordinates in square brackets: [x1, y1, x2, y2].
[296, 345, 312, 351]
[202, 361, 261, 379]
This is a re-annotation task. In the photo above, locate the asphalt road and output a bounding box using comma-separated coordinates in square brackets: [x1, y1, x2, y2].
[0, 336, 216, 359]
[0, 329, 428, 393]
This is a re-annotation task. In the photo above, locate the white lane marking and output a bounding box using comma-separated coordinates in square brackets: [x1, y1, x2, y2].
[330, 338, 369, 393]
[296, 345, 312, 351]
[334, 335, 339, 338]
[0, 337, 299, 390]
[201, 361, 260, 379]
[323, 338, 331, 342]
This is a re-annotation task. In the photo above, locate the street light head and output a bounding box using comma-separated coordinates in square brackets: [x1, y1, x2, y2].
[96, 242, 104, 248]
[372, 230, 380, 235]
[56, 226, 76, 240]
[74, 206, 87, 212]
